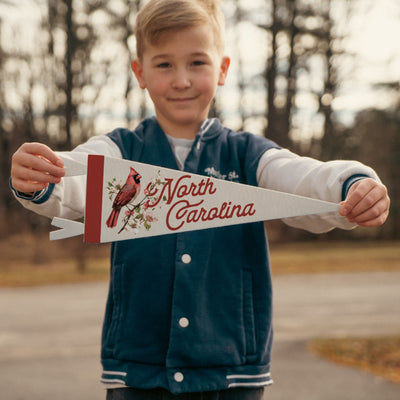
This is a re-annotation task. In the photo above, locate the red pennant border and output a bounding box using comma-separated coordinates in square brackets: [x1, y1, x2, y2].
[84, 155, 105, 243]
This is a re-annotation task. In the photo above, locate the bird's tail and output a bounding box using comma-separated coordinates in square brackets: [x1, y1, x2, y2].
[106, 209, 120, 228]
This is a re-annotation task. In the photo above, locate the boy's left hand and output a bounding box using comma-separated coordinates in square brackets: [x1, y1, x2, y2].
[339, 178, 390, 227]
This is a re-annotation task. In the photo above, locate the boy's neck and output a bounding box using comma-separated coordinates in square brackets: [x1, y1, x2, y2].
[156, 118, 203, 140]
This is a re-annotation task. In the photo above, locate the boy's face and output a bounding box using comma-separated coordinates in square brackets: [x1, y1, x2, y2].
[132, 25, 230, 138]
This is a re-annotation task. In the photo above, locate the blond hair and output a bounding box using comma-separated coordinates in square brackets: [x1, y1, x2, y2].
[135, 0, 225, 60]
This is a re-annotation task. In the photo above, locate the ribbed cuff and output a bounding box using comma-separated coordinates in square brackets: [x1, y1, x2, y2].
[9, 177, 55, 204]
[341, 174, 370, 201]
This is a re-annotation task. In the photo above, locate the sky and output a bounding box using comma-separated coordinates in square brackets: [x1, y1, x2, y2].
[0, 0, 399, 138]
[334, 0, 400, 114]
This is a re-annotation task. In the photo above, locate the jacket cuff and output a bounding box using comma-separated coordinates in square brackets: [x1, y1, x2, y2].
[9, 178, 55, 204]
[341, 174, 370, 201]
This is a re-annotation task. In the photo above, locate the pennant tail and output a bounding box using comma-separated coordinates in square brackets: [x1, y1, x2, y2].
[48, 156, 87, 241]
[58, 154, 87, 176]
[50, 218, 84, 240]
[84, 154, 105, 243]
[255, 188, 341, 221]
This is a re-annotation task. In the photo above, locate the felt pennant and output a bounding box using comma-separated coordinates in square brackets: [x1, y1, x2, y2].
[50, 154, 340, 243]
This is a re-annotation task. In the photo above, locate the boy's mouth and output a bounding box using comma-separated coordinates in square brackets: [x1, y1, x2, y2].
[169, 96, 198, 102]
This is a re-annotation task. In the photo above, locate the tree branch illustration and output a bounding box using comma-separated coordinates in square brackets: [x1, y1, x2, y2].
[118, 196, 148, 234]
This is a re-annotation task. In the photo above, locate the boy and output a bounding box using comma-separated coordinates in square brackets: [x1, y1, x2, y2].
[10, 0, 390, 399]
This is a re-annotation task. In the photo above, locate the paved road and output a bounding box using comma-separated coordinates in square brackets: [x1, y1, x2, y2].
[270, 271, 400, 400]
[273, 271, 400, 340]
[0, 272, 399, 399]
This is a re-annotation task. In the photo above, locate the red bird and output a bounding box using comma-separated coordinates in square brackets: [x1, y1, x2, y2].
[106, 167, 142, 228]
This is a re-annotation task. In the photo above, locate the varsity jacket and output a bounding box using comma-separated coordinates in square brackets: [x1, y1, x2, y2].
[11, 117, 379, 394]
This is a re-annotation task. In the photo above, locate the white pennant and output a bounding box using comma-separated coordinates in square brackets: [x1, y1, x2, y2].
[50, 218, 84, 240]
[50, 154, 340, 243]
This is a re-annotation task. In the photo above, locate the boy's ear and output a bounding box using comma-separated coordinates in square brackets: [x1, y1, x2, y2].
[132, 60, 146, 89]
[218, 56, 230, 86]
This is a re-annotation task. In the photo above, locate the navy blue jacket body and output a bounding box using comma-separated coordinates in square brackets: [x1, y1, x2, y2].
[101, 117, 279, 394]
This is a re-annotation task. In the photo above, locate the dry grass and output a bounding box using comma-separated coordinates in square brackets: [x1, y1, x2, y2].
[0, 258, 110, 287]
[0, 233, 110, 287]
[269, 240, 400, 275]
[309, 336, 400, 385]
[0, 234, 399, 286]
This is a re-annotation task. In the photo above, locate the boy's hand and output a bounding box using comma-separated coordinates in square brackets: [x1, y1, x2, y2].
[339, 178, 390, 227]
[11, 143, 65, 194]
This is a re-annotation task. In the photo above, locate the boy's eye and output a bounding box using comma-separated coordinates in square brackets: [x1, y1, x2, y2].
[192, 60, 206, 66]
[157, 62, 171, 69]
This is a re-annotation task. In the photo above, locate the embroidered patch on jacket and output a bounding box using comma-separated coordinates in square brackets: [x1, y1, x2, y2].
[204, 167, 239, 182]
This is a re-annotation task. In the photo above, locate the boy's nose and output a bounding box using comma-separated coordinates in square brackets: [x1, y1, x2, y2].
[172, 70, 191, 89]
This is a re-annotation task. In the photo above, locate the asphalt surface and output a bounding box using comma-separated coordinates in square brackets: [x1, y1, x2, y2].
[269, 272, 400, 400]
[0, 271, 399, 400]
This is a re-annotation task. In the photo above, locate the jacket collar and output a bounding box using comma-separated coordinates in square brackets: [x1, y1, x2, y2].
[148, 116, 224, 142]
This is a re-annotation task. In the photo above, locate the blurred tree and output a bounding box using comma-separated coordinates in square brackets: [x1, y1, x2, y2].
[46, 0, 77, 149]
[45, 0, 115, 149]
[0, 17, 8, 222]
[216, 0, 246, 128]
[260, 0, 282, 145]
[102, 0, 147, 128]
[255, 0, 354, 156]
[314, 0, 354, 161]
[122, 0, 145, 126]
[0, 11, 46, 238]
[351, 107, 399, 238]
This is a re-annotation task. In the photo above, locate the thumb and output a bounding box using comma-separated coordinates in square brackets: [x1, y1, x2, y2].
[339, 200, 351, 217]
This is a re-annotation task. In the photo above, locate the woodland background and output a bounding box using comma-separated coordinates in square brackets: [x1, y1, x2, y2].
[0, 0, 398, 248]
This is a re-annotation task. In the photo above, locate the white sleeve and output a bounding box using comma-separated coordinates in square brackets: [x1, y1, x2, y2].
[12, 135, 122, 220]
[256, 148, 381, 233]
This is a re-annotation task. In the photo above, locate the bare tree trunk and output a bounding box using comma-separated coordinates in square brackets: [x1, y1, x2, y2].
[233, 0, 245, 131]
[0, 18, 7, 222]
[319, 0, 335, 160]
[123, 0, 136, 128]
[64, 0, 73, 150]
[284, 0, 297, 145]
[265, 0, 278, 141]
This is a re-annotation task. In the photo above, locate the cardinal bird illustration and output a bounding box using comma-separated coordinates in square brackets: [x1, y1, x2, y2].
[106, 167, 142, 228]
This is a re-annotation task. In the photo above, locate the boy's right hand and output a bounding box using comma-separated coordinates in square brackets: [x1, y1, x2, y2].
[11, 143, 65, 195]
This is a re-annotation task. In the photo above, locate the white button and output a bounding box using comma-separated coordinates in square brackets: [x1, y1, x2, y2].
[174, 372, 184, 382]
[181, 254, 191, 264]
[179, 317, 189, 328]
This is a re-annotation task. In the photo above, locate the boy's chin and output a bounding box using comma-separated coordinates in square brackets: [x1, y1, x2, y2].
[158, 117, 206, 137]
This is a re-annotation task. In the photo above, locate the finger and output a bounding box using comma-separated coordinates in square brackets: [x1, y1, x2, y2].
[14, 152, 65, 178]
[351, 208, 389, 228]
[339, 184, 369, 217]
[11, 177, 50, 194]
[24, 167, 63, 184]
[340, 179, 386, 216]
[345, 185, 385, 219]
[346, 197, 390, 225]
[12, 143, 64, 175]
[11, 162, 63, 185]
[21, 142, 64, 168]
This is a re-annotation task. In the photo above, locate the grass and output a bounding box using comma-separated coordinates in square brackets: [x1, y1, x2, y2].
[0, 258, 110, 287]
[269, 240, 400, 275]
[309, 336, 400, 385]
[0, 235, 399, 287]
[0, 233, 110, 287]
